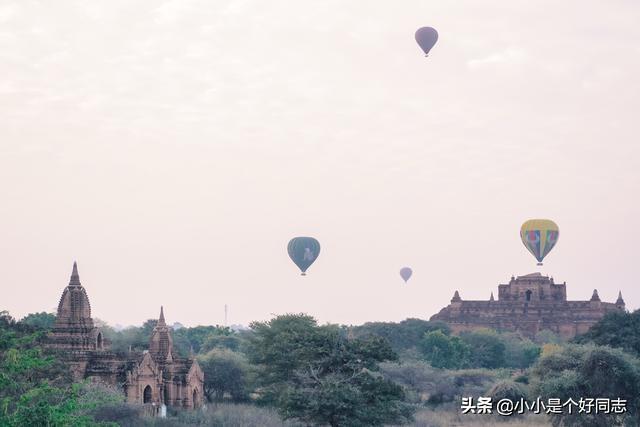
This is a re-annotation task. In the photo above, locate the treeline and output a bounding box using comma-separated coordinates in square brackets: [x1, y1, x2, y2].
[352, 319, 545, 370]
[100, 320, 242, 356]
[3, 309, 640, 426]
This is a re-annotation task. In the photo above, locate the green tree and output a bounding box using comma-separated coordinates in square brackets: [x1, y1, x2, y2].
[0, 311, 89, 426]
[201, 334, 242, 352]
[19, 312, 56, 331]
[198, 348, 251, 402]
[574, 310, 640, 357]
[352, 318, 450, 353]
[101, 318, 157, 353]
[172, 325, 232, 355]
[247, 314, 414, 426]
[459, 329, 506, 369]
[419, 330, 470, 369]
[501, 332, 541, 369]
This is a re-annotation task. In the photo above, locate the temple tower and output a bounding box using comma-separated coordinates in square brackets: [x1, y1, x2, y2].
[149, 306, 174, 363]
[47, 262, 103, 351]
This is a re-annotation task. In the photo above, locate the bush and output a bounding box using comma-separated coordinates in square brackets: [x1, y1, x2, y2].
[486, 380, 528, 405]
[146, 403, 303, 427]
[530, 344, 640, 426]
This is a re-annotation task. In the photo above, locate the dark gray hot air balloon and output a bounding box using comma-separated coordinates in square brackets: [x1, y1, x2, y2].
[400, 267, 412, 283]
[287, 237, 321, 276]
[415, 27, 438, 56]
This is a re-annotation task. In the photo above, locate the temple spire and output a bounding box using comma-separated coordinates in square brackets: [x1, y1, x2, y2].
[159, 306, 166, 326]
[149, 306, 173, 361]
[451, 290, 461, 302]
[490, 292, 495, 302]
[590, 289, 601, 302]
[69, 261, 81, 286]
[616, 291, 625, 306]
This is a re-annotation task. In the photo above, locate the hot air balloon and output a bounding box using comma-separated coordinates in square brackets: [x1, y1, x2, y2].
[520, 219, 559, 266]
[415, 27, 438, 56]
[287, 237, 321, 276]
[400, 267, 412, 283]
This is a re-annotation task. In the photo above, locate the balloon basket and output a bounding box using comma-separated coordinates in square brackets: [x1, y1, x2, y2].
[537, 263, 543, 266]
[301, 272, 306, 276]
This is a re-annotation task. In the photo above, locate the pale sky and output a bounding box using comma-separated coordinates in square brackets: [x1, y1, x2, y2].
[1, 0, 639, 327]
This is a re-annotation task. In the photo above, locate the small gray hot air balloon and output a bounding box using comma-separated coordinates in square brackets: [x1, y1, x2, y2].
[400, 267, 413, 283]
[415, 27, 438, 56]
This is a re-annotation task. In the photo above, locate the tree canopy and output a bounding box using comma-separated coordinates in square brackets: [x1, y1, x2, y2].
[574, 310, 640, 357]
[246, 314, 414, 426]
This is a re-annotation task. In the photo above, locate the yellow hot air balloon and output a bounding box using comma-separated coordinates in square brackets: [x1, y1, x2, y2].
[520, 219, 559, 266]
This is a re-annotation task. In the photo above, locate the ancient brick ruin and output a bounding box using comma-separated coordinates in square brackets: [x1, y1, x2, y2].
[45, 262, 204, 409]
[430, 272, 626, 339]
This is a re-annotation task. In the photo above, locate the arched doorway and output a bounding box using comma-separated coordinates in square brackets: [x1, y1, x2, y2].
[192, 389, 198, 408]
[96, 332, 103, 350]
[143, 385, 153, 404]
[525, 290, 532, 302]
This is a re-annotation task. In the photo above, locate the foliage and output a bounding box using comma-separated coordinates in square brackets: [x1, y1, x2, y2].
[102, 319, 157, 353]
[173, 325, 233, 355]
[201, 334, 242, 352]
[146, 403, 303, 427]
[487, 380, 528, 405]
[247, 314, 414, 426]
[352, 318, 450, 354]
[74, 382, 143, 424]
[0, 311, 93, 426]
[281, 370, 412, 427]
[19, 312, 56, 331]
[417, 329, 540, 371]
[419, 330, 470, 369]
[459, 329, 507, 369]
[380, 360, 456, 404]
[380, 361, 508, 406]
[533, 329, 562, 345]
[574, 309, 640, 357]
[530, 343, 640, 426]
[104, 319, 234, 357]
[411, 406, 550, 427]
[198, 348, 251, 403]
[500, 332, 541, 369]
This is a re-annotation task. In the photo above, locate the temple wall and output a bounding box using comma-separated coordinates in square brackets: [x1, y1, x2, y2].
[432, 301, 623, 339]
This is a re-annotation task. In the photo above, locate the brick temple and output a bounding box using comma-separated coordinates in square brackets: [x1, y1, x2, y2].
[45, 262, 204, 409]
[430, 273, 626, 339]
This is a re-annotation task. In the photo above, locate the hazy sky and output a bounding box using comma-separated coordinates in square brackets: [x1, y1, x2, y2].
[2, 0, 639, 327]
